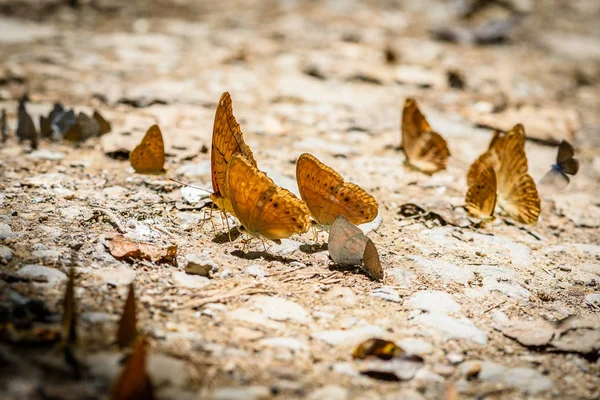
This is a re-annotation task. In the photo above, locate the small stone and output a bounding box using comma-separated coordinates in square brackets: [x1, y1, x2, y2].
[172, 271, 212, 289]
[0, 245, 13, 264]
[559, 265, 572, 272]
[585, 294, 600, 307]
[408, 290, 461, 314]
[307, 385, 348, 400]
[31, 248, 61, 261]
[397, 338, 433, 355]
[220, 269, 233, 279]
[371, 286, 402, 303]
[212, 386, 270, 400]
[415, 313, 488, 345]
[446, 352, 464, 364]
[181, 186, 209, 204]
[246, 264, 266, 280]
[28, 149, 65, 160]
[16, 265, 67, 286]
[0, 222, 13, 239]
[185, 253, 218, 276]
[268, 239, 302, 256]
[313, 325, 386, 347]
[252, 295, 309, 323]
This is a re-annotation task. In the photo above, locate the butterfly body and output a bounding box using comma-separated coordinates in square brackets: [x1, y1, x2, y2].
[130, 125, 165, 174]
[296, 153, 378, 229]
[401, 98, 449, 174]
[226, 154, 311, 243]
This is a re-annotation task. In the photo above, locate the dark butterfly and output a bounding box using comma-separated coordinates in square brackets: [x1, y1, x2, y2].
[40, 103, 66, 139]
[17, 94, 38, 149]
[539, 140, 579, 189]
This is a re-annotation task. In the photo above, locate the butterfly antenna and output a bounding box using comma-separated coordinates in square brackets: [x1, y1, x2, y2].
[169, 178, 213, 194]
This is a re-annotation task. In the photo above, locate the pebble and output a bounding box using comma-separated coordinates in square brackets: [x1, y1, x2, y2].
[147, 353, 188, 387]
[446, 352, 465, 364]
[415, 313, 488, 345]
[0, 222, 13, 240]
[31, 248, 61, 262]
[245, 264, 266, 280]
[252, 295, 309, 323]
[408, 290, 461, 314]
[371, 286, 402, 303]
[25, 172, 66, 187]
[16, 265, 67, 286]
[212, 386, 270, 400]
[185, 253, 218, 276]
[258, 337, 308, 352]
[220, 269, 233, 279]
[397, 338, 433, 355]
[331, 362, 360, 377]
[307, 385, 348, 400]
[313, 325, 386, 346]
[181, 186, 209, 204]
[458, 361, 553, 394]
[172, 271, 212, 289]
[584, 293, 600, 307]
[28, 149, 65, 160]
[481, 276, 531, 300]
[268, 239, 302, 256]
[0, 245, 13, 264]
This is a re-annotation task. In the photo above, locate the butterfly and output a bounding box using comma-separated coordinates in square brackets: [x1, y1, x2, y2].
[401, 98, 450, 174]
[465, 158, 497, 220]
[64, 112, 101, 142]
[130, 125, 165, 174]
[539, 140, 579, 189]
[17, 94, 38, 149]
[328, 215, 383, 280]
[117, 283, 138, 350]
[61, 268, 77, 346]
[110, 337, 155, 400]
[226, 153, 311, 244]
[467, 125, 540, 224]
[296, 153, 378, 228]
[211, 92, 257, 215]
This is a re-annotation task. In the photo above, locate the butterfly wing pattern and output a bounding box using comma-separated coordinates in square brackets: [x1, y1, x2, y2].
[226, 154, 311, 243]
[401, 98, 450, 174]
[467, 124, 540, 224]
[465, 160, 497, 220]
[296, 153, 378, 228]
[210, 92, 257, 214]
[130, 125, 165, 174]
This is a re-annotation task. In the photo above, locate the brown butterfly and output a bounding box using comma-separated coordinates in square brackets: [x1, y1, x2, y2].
[401, 98, 450, 174]
[64, 112, 101, 142]
[296, 153, 378, 228]
[110, 337, 155, 400]
[539, 140, 579, 189]
[130, 125, 165, 174]
[61, 268, 77, 346]
[328, 215, 383, 280]
[465, 159, 497, 220]
[17, 94, 38, 149]
[353, 338, 404, 360]
[467, 125, 540, 224]
[211, 92, 257, 215]
[225, 153, 311, 244]
[117, 283, 138, 350]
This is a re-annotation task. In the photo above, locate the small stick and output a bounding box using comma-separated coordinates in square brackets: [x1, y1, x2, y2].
[484, 299, 507, 313]
[91, 206, 126, 233]
[169, 178, 212, 193]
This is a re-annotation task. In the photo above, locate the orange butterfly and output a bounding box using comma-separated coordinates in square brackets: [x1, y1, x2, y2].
[210, 92, 257, 215]
[226, 154, 311, 244]
[130, 125, 165, 174]
[465, 159, 497, 220]
[110, 337, 154, 400]
[296, 153, 378, 228]
[117, 283, 137, 350]
[401, 98, 450, 174]
[467, 125, 540, 224]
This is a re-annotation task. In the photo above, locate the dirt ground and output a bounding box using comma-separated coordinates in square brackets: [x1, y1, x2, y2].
[1, 0, 600, 399]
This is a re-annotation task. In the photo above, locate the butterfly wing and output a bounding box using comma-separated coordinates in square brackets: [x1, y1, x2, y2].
[539, 166, 570, 190]
[117, 283, 138, 350]
[130, 125, 165, 174]
[401, 98, 432, 156]
[465, 162, 497, 220]
[296, 154, 378, 227]
[497, 173, 540, 224]
[328, 215, 367, 265]
[211, 92, 256, 204]
[227, 154, 311, 242]
[110, 337, 154, 400]
[362, 239, 383, 280]
[556, 140, 579, 175]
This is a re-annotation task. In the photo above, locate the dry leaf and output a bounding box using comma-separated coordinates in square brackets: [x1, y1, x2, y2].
[109, 235, 177, 264]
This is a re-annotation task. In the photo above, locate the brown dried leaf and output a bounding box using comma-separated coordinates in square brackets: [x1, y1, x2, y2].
[109, 235, 177, 264]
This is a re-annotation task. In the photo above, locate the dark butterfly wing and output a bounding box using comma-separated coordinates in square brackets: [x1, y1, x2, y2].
[557, 158, 579, 176]
[556, 140, 574, 164]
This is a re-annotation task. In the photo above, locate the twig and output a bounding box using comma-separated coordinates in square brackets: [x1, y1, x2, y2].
[91, 207, 126, 233]
[484, 300, 507, 313]
[178, 284, 271, 309]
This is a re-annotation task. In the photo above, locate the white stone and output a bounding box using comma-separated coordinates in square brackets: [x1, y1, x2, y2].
[0, 245, 13, 264]
[307, 385, 348, 400]
[245, 264, 266, 280]
[176, 161, 211, 177]
[459, 361, 553, 395]
[226, 308, 285, 331]
[397, 338, 433, 355]
[252, 295, 309, 323]
[16, 265, 67, 286]
[28, 149, 64, 160]
[172, 271, 212, 289]
[371, 286, 402, 303]
[313, 325, 387, 347]
[181, 186, 209, 204]
[585, 294, 600, 307]
[212, 386, 270, 400]
[85, 265, 136, 286]
[408, 290, 461, 314]
[415, 313, 488, 345]
[0, 222, 13, 239]
[31, 249, 61, 261]
[258, 337, 308, 352]
[185, 253, 217, 276]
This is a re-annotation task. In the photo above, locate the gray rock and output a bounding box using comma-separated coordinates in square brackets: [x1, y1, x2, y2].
[185, 253, 218, 276]
[268, 239, 302, 256]
[28, 149, 65, 161]
[0, 245, 13, 264]
[252, 295, 309, 323]
[415, 313, 488, 345]
[313, 325, 386, 346]
[0, 222, 13, 240]
[459, 361, 553, 395]
[172, 271, 212, 289]
[331, 362, 360, 377]
[81, 312, 116, 323]
[147, 353, 188, 387]
[16, 265, 67, 286]
[85, 265, 136, 286]
[371, 286, 402, 303]
[25, 173, 66, 188]
[446, 352, 464, 364]
[245, 264, 266, 280]
[226, 308, 286, 331]
[585, 293, 600, 307]
[212, 386, 270, 400]
[31, 248, 61, 262]
[408, 290, 461, 314]
[220, 269, 233, 279]
[307, 385, 348, 400]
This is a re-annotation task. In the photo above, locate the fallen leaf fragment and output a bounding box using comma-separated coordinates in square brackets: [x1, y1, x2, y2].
[109, 235, 177, 264]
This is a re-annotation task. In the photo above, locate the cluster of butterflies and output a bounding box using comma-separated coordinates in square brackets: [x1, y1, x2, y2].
[14, 94, 111, 149]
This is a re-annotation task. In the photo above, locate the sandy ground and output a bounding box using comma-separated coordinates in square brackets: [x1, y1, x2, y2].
[1, 1, 600, 399]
